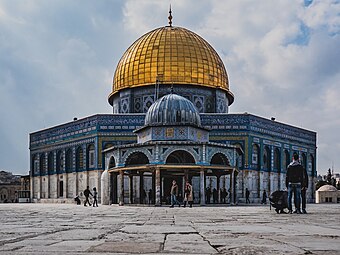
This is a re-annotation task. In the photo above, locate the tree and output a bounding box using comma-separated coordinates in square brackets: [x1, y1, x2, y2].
[326, 168, 332, 184]
[315, 180, 328, 190]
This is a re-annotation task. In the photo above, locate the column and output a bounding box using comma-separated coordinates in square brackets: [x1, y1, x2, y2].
[217, 176, 220, 203]
[155, 168, 161, 206]
[230, 169, 235, 205]
[119, 170, 124, 206]
[200, 169, 205, 206]
[140, 172, 144, 204]
[129, 175, 133, 204]
[100, 169, 110, 205]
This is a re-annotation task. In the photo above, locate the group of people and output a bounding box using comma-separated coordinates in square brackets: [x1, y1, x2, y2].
[170, 180, 193, 208]
[74, 186, 98, 207]
[205, 187, 229, 204]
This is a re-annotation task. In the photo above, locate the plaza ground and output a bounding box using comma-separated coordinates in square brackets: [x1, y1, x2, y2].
[0, 203, 339, 255]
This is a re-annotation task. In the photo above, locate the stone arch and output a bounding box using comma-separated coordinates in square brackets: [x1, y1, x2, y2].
[108, 156, 116, 169]
[165, 150, 196, 164]
[48, 152, 54, 175]
[65, 148, 73, 173]
[76, 146, 83, 172]
[125, 151, 149, 166]
[210, 152, 230, 166]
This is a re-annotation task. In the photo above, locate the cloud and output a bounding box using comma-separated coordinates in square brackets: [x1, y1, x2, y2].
[0, 0, 339, 175]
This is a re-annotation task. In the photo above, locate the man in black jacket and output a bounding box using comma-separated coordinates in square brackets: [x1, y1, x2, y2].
[286, 153, 304, 214]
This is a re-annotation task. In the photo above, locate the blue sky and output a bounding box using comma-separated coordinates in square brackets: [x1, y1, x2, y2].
[0, 0, 339, 176]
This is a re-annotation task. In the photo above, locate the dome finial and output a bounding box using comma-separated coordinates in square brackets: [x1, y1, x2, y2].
[170, 83, 174, 94]
[168, 4, 173, 27]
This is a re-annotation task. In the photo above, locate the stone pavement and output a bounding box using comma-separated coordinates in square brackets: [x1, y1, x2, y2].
[0, 203, 339, 255]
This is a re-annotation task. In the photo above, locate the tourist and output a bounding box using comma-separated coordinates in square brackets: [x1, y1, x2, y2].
[74, 195, 81, 205]
[206, 187, 211, 204]
[92, 187, 98, 207]
[261, 190, 267, 204]
[221, 187, 227, 204]
[245, 188, 250, 204]
[170, 180, 180, 207]
[148, 189, 153, 205]
[213, 188, 218, 203]
[83, 186, 93, 206]
[183, 180, 193, 208]
[286, 153, 304, 214]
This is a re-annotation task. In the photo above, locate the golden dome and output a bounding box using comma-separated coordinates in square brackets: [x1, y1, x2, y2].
[109, 26, 233, 105]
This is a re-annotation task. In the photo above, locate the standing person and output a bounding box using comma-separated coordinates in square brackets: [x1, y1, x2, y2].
[286, 153, 304, 214]
[170, 180, 180, 207]
[92, 187, 98, 207]
[221, 188, 227, 204]
[212, 188, 218, 203]
[261, 190, 267, 204]
[206, 187, 211, 204]
[245, 188, 250, 204]
[183, 180, 193, 208]
[83, 186, 93, 207]
[141, 189, 147, 204]
[301, 165, 309, 214]
[148, 189, 153, 205]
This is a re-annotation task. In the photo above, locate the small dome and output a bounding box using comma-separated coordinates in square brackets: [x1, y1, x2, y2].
[317, 185, 338, 192]
[144, 93, 201, 127]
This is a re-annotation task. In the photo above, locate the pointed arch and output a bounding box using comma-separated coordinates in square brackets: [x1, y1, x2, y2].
[48, 152, 54, 175]
[210, 153, 230, 166]
[65, 148, 73, 173]
[76, 147, 84, 172]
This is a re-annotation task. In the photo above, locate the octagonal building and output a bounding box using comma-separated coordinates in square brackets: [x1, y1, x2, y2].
[29, 14, 317, 205]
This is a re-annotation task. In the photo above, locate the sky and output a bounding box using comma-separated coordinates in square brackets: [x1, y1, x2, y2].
[0, 0, 339, 176]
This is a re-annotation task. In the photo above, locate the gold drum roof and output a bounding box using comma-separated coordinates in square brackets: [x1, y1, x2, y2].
[109, 26, 233, 105]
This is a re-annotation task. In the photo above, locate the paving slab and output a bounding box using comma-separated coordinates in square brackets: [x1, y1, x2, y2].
[0, 203, 339, 254]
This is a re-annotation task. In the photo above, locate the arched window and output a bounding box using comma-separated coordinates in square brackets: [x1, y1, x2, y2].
[109, 156, 116, 169]
[56, 151, 63, 174]
[252, 144, 260, 170]
[87, 144, 95, 169]
[39, 153, 46, 176]
[274, 148, 281, 172]
[48, 152, 54, 175]
[210, 153, 230, 166]
[125, 152, 149, 166]
[65, 149, 72, 173]
[301, 153, 307, 171]
[283, 150, 290, 169]
[32, 155, 39, 175]
[310, 154, 315, 177]
[263, 146, 271, 171]
[76, 147, 83, 172]
[166, 150, 195, 164]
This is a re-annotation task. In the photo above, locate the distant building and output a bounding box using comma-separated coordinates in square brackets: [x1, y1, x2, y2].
[316, 185, 340, 203]
[29, 12, 317, 205]
[0, 171, 21, 203]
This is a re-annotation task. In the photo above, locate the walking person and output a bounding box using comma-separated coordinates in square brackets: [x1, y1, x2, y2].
[286, 153, 304, 214]
[183, 180, 193, 208]
[170, 180, 181, 207]
[92, 187, 98, 207]
[245, 188, 250, 204]
[83, 186, 93, 206]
